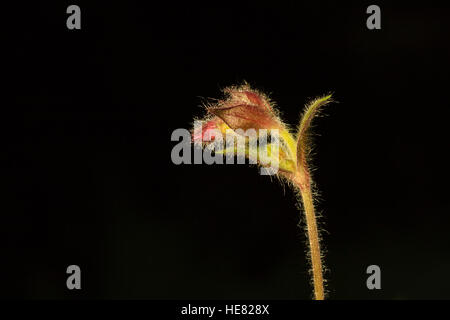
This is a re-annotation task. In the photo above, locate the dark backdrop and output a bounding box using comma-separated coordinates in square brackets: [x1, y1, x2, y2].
[6, 2, 450, 299]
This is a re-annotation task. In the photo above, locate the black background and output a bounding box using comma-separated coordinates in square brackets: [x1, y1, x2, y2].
[6, 1, 450, 299]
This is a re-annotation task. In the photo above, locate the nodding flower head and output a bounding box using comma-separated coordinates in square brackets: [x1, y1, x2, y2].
[192, 83, 305, 175]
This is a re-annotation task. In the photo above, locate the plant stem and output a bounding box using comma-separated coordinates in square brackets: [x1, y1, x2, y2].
[294, 174, 324, 300]
[293, 95, 332, 300]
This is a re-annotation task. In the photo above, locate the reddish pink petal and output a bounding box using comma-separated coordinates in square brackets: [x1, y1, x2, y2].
[192, 119, 220, 143]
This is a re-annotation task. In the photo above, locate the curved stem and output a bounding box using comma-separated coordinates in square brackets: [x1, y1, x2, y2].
[293, 95, 331, 300]
[294, 174, 324, 300]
